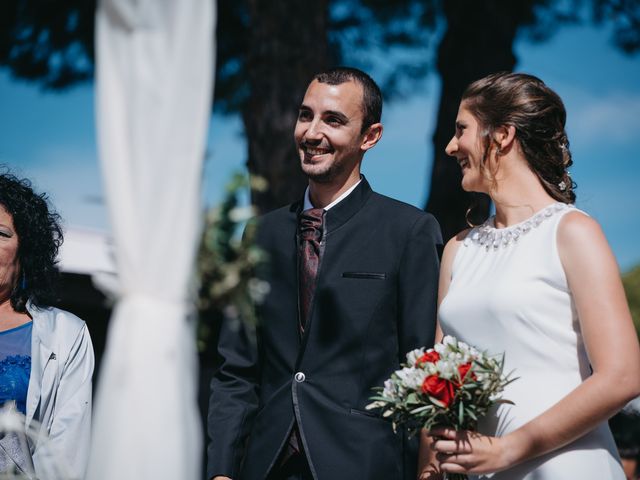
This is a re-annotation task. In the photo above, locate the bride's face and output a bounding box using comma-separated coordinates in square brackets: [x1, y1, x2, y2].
[445, 103, 491, 194]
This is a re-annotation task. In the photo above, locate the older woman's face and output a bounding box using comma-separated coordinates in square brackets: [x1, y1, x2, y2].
[0, 205, 19, 302]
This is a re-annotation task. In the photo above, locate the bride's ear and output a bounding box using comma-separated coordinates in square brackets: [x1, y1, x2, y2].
[494, 125, 516, 154]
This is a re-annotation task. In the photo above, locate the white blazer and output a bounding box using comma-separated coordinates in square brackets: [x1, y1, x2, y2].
[25, 304, 94, 479]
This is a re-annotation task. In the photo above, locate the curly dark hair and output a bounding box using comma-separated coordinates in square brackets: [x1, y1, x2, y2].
[0, 169, 63, 312]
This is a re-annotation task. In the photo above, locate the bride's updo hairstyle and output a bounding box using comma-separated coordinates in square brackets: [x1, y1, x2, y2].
[461, 72, 576, 203]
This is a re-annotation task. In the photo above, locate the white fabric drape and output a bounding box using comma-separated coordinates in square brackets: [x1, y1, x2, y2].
[88, 1, 214, 479]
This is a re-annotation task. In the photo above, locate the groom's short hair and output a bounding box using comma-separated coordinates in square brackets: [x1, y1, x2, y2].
[313, 66, 382, 133]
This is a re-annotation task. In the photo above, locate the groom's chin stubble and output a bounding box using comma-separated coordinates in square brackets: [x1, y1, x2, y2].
[303, 163, 347, 185]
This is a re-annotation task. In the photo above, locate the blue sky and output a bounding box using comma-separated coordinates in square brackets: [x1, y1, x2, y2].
[0, 23, 639, 271]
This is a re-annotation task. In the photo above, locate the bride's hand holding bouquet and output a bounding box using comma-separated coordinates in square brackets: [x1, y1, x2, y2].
[368, 336, 516, 479]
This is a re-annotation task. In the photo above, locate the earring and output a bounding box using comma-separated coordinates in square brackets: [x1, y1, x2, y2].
[558, 181, 567, 191]
[20, 273, 26, 290]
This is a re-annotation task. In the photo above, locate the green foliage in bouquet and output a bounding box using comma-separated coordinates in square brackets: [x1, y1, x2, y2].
[368, 337, 516, 436]
[197, 172, 269, 352]
[368, 337, 516, 479]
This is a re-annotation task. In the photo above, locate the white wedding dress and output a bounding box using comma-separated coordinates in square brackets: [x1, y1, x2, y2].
[438, 202, 624, 479]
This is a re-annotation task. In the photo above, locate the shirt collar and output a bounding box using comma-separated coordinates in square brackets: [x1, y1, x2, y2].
[303, 177, 363, 211]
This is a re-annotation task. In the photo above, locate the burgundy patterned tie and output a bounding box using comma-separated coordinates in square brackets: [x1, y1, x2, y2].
[278, 208, 325, 465]
[298, 207, 324, 334]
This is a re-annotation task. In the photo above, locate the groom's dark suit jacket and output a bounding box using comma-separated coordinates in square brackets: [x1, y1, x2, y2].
[207, 178, 442, 480]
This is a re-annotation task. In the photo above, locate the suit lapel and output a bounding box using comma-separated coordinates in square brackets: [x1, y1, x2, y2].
[294, 178, 373, 364]
[324, 176, 373, 235]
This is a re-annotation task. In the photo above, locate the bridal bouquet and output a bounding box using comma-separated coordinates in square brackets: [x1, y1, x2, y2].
[368, 336, 515, 479]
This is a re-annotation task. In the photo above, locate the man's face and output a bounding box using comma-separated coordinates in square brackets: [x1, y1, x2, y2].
[294, 79, 370, 184]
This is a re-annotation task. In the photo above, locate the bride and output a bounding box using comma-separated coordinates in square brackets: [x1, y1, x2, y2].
[419, 72, 640, 479]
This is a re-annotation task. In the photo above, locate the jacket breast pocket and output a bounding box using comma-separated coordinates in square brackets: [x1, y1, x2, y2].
[342, 272, 387, 280]
[350, 407, 380, 419]
[349, 408, 388, 425]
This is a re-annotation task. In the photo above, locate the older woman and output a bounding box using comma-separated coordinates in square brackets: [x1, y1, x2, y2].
[0, 171, 94, 478]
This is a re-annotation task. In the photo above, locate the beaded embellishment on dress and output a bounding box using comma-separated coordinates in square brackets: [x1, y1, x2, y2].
[464, 202, 573, 250]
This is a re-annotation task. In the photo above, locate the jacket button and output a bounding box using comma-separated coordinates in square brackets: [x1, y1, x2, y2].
[294, 372, 306, 383]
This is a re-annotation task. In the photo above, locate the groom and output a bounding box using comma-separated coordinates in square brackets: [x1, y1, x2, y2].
[207, 67, 442, 480]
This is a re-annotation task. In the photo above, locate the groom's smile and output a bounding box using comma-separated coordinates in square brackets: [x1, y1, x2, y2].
[300, 143, 334, 161]
[294, 79, 369, 184]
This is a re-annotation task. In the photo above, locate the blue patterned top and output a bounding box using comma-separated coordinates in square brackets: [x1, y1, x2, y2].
[0, 321, 32, 414]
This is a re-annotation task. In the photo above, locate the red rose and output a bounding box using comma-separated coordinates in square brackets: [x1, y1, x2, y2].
[415, 350, 440, 366]
[456, 362, 475, 386]
[421, 374, 455, 407]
